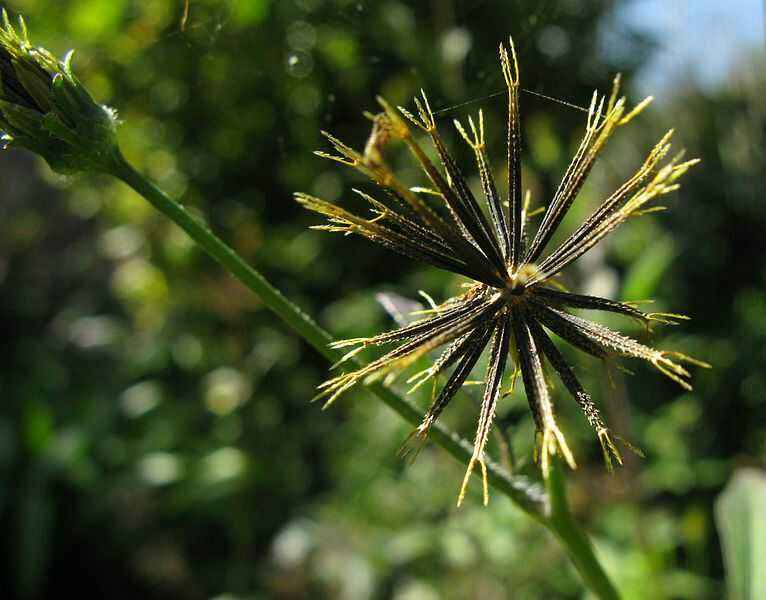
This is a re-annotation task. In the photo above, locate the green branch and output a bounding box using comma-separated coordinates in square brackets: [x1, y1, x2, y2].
[110, 153, 619, 599]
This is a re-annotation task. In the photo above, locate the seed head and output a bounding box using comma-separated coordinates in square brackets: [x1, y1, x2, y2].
[0, 10, 119, 173]
[296, 37, 709, 504]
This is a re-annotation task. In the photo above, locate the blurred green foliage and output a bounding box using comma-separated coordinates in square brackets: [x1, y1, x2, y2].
[0, 1, 763, 599]
[715, 469, 766, 600]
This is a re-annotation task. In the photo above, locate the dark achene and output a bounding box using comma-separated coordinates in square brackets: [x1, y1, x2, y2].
[295, 37, 709, 505]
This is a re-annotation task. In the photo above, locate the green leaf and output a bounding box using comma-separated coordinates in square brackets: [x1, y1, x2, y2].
[67, 0, 127, 38]
[715, 469, 766, 600]
[620, 233, 675, 300]
[231, 0, 270, 25]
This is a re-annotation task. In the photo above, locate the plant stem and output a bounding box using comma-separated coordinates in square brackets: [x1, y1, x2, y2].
[110, 153, 544, 513]
[110, 153, 619, 598]
[546, 457, 620, 600]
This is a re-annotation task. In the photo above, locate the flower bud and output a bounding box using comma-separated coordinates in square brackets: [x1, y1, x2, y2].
[0, 10, 119, 174]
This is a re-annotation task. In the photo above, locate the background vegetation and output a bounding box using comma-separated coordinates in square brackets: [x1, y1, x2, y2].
[0, 1, 764, 598]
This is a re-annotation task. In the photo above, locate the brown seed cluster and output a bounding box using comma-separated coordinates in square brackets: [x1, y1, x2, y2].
[296, 37, 708, 504]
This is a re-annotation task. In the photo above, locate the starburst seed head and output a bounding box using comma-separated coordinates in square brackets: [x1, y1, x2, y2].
[296, 37, 709, 504]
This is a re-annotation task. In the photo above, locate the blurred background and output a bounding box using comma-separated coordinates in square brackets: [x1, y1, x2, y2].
[0, 1, 764, 598]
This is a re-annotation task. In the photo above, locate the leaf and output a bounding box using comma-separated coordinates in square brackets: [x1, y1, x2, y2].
[715, 468, 766, 600]
[620, 233, 675, 300]
[68, 0, 127, 38]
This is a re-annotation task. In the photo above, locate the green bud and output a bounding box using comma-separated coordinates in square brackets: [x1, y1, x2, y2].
[0, 10, 120, 174]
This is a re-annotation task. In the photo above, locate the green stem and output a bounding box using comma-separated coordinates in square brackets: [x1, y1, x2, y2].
[546, 457, 620, 600]
[110, 153, 544, 514]
[110, 153, 618, 598]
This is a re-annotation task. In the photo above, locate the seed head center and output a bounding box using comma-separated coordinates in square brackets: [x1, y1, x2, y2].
[501, 270, 529, 304]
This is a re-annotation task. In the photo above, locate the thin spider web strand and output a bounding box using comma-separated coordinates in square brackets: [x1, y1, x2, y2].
[432, 87, 593, 117]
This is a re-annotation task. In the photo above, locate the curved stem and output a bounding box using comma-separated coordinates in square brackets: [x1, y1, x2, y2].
[109, 153, 618, 598]
[546, 457, 620, 600]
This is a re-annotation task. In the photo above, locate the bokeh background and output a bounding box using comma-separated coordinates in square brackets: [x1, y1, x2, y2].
[1, 1, 764, 598]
